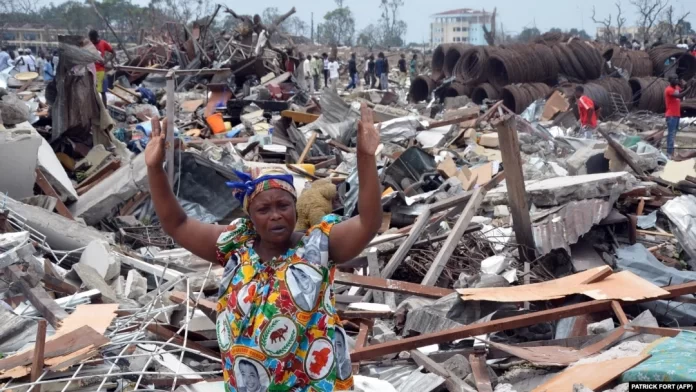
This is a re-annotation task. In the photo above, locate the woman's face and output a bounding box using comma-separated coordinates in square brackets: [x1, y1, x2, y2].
[248, 189, 297, 245]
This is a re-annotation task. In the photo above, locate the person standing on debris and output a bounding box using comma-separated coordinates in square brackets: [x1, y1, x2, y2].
[409, 53, 418, 82]
[23, 49, 37, 72]
[284, 51, 296, 75]
[328, 56, 340, 90]
[312, 53, 322, 91]
[398, 53, 407, 88]
[367, 54, 376, 88]
[143, 100, 383, 391]
[363, 55, 370, 86]
[15, 50, 28, 73]
[574, 86, 598, 139]
[322, 52, 330, 87]
[0, 47, 10, 72]
[664, 77, 689, 157]
[89, 29, 115, 106]
[296, 52, 307, 91]
[632, 39, 641, 50]
[52, 50, 59, 71]
[304, 54, 313, 92]
[347, 53, 358, 90]
[375, 52, 388, 90]
[42, 53, 54, 82]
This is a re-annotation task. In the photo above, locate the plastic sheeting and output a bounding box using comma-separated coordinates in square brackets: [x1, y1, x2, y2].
[662, 195, 696, 268]
[622, 331, 696, 382]
[377, 116, 422, 143]
[615, 243, 696, 326]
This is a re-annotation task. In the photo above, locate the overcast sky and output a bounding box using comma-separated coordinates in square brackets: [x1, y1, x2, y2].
[95, 0, 696, 42]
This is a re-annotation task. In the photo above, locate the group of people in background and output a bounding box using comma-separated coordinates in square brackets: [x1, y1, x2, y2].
[0, 46, 57, 82]
[620, 35, 696, 56]
[287, 50, 419, 93]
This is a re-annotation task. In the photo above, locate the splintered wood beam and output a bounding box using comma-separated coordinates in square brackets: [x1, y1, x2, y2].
[410, 349, 472, 392]
[469, 352, 493, 392]
[30, 320, 47, 389]
[5, 266, 69, 329]
[580, 266, 613, 285]
[335, 272, 454, 299]
[281, 110, 319, 124]
[421, 187, 485, 286]
[350, 300, 613, 361]
[496, 115, 535, 262]
[34, 169, 74, 220]
[611, 301, 629, 326]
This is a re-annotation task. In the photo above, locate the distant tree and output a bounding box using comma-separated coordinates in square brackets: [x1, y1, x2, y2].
[630, 0, 668, 42]
[316, 7, 354, 46]
[357, 23, 382, 49]
[379, 0, 406, 47]
[569, 28, 591, 40]
[517, 27, 541, 42]
[288, 16, 308, 37]
[548, 27, 563, 33]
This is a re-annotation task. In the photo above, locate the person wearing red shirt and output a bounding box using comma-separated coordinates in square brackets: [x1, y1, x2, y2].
[574, 86, 599, 139]
[89, 30, 114, 106]
[664, 77, 689, 157]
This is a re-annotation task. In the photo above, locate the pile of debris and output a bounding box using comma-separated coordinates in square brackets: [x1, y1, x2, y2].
[3, 12, 696, 392]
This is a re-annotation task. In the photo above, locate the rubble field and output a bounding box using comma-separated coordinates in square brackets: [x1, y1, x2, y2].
[2, 15, 696, 392]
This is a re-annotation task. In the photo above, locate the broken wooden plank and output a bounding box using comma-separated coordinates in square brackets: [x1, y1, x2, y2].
[496, 115, 534, 261]
[532, 354, 650, 392]
[579, 265, 613, 285]
[469, 352, 493, 392]
[34, 169, 74, 220]
[422, 187, 485, 286]
[335, 272, 454, 299]
[41, 273, 79, 295]
[4, 265, 69, 329]
[281, 110, 320, 124]
[0, 325, 108, 375]
[611, 301, 629, 326]
[30, 320, 47, 388]
[169, 291, 216, 321]
[628, 325, 681, 337]
[297, 131, 319, 164]
[410, 349, 473, 392]
[145, 324, 219, 359]
[352, 321, 370, 374]
[596, 127, 645, 177]
[76, 159, 121, 194]
[350, 300, 613, 361]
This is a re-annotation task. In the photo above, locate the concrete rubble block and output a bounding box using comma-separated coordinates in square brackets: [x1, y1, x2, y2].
[75, 144, 112, 177]
[485, 172, 638, 207]
[493, 205, 510, 218]
[111, 275, 125, 297]
[573, 384, 596, 392]
[3, 195, 110, 251]
[479, 133, 500, 148]
[71, 153, 149, 225]
[0, 121, 42, 199]
[37, 138, 78, 202]
[124, 269, 148, 300]
[497, 367, 556, 392]
[79, 240, 121, 282]
[72, 263, 119, 304]
[443, 354, 472, 379]
[586, 318, 614, 335]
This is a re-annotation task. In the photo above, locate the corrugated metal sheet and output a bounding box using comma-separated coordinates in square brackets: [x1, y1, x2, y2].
[393, 368, 445, 392]
[532, 199, 613, 256]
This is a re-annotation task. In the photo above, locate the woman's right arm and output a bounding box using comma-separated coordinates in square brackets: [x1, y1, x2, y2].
[146, 117, 227, 263]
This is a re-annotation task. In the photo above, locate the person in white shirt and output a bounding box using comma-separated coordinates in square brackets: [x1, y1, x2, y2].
[677, 39, 689, 50]
[328, 57, 340, 90]
[296, 52, 307, 91]
[16, 49, 29, 73]
[23, 49, 37, 72]
[303, 54, 313, 92]
[322, 53, 329, 87]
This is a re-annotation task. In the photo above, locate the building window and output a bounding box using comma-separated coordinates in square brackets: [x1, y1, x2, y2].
[463, 27, 469, 32]
[456, 17, 462, 22]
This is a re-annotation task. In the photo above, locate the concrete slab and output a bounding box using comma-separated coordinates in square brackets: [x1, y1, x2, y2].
[79, 240, 121, 282]
[37, 138, 78, 202]
[124, 269, 147, 299]
[0, 121, 41, 199]
[486, 172, 638, 207]
[72, 263, 119, 303]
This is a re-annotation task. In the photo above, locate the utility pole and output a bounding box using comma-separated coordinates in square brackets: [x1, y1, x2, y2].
[311, 12, 314, 43]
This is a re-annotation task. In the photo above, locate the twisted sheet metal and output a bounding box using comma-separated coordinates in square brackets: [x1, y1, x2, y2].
[487, 44, 559, 88]
[453, 46, 495, 85]
[502, 83, 552, 114]
[431, 44, 453, 81]
[629, 76, 670, 113]
[648, 45, 696, 80]
[410, 75, 436, 102]
[443, 44, 470, 78]
[472, 83, 502, 104]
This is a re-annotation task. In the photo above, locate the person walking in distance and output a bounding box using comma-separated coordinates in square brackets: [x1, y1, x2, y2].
[312, 53, 322, 91]
[328, 56, 340, 90]
[367, 54, 376, 88]
[322, 53, 330, 88]
[375, 52, 388, 90]
[397, 53, 407, 88]
[89, 29, 115, 106]
[346, 53, 358, 90]
[664, 77, 690, 158]
[303, 54, 313, 92]
[409, 53, 418, 82]
[574, 86, 599, 139]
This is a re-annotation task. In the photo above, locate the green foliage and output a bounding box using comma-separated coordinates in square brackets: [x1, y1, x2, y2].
[316, 7, 355, 46]
[518, 27, 541, 42]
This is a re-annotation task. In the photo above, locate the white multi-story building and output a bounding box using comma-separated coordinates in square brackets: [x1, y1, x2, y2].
[430, 8, 493, 47]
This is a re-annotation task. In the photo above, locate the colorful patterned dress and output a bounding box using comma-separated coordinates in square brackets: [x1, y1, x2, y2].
[215, 214, 353, 392]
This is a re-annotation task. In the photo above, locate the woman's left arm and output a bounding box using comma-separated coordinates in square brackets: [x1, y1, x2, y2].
[329, 103, 383, 264]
